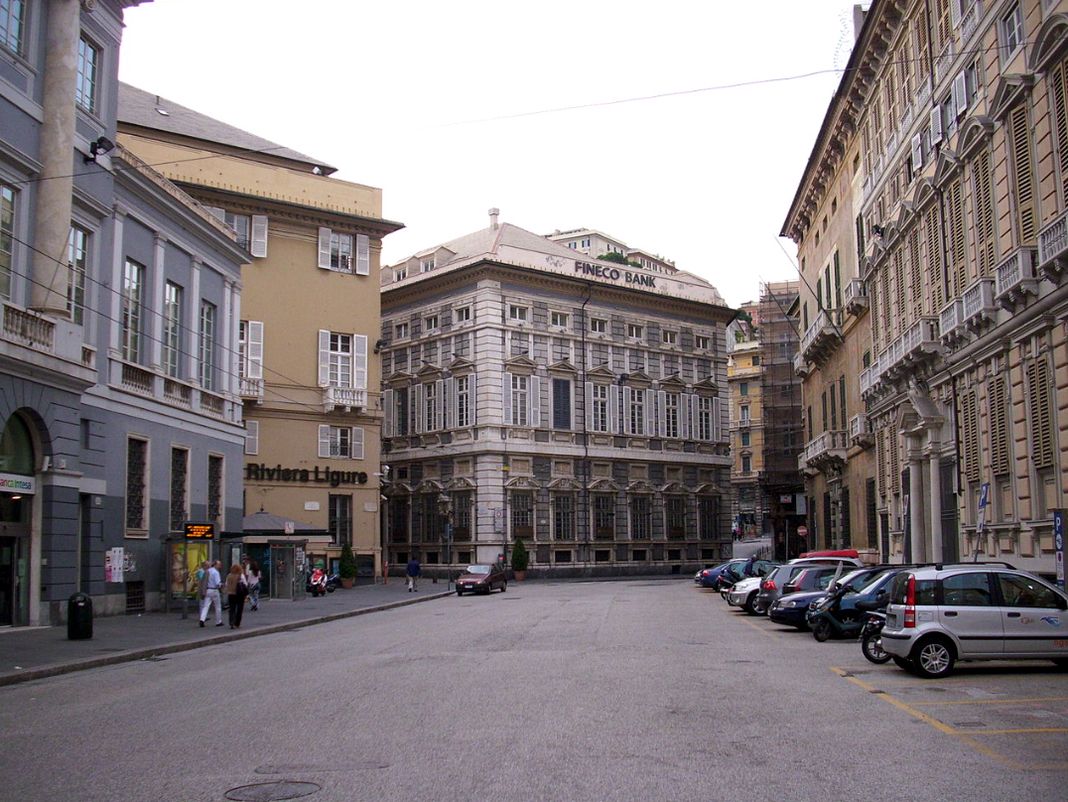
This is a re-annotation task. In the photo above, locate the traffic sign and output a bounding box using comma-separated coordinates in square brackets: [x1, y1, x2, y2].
[1054, 510, 1065, 589]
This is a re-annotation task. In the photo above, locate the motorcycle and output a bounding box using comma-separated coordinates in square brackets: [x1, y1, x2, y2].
[807, 582, 867, 642]
[859, 610, 890, 664]
[308, 568, 338, 597]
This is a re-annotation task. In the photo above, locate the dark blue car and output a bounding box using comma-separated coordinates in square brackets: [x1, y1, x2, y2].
[695, 559, 748, 589]
[768, 566, 904, 628]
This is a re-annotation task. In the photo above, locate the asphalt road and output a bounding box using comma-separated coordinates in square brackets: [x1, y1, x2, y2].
[0, 579, 1065, 801]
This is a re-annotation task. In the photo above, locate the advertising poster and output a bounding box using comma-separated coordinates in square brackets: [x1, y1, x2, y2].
[170, 541, 209, 598]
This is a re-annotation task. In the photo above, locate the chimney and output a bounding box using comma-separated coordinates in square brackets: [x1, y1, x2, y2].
[489, 208, 499, 230]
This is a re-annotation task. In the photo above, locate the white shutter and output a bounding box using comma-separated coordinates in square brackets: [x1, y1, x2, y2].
[469, 374, 477, 425]
[356, 234, 370, 275]
[384, 389, 394, 438]
[623, 387, 633, 434]
[503, 374, 513, 425]
[911, 133, 923, 169]
[246, 321, 264, 379]
[530, 376, 541, 428]
[317, 227, 332, 269]
[203, 206, 225, 222]
[435, 379, 444, 431]
[351, 427, 364, 460]
[318, 425, 331, 458]
[645, 389, 656, 437]
[251, 215, 268, 258]
[657, 391, 667, 438]
[585, 382, 594, 431]
[953, 71, 967, 116]
[714, 397, 722, 442]
[445, 377, 455, 429]
[681, 394, 691, 440]
[317, 329, 330, 386]
[950, 0, 961, 28]
[929, 107, 943, 144]
[244, 420, 259, 455]
[354, 334, 367, 389]
[609, 385, 620, 433]
[415, 383, 426, 433]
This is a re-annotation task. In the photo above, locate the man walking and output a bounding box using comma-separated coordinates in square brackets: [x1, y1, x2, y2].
[406, 556, 421, 592]
[199, 560, 224, 627]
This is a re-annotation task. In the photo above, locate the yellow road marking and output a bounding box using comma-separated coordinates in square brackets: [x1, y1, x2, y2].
[911, 696, 1068, 707]
[734, 613, 773, 637]
[967, 728, 1068, 736]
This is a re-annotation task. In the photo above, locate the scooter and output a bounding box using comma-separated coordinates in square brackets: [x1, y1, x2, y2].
[808, 582, 867, 642]
[309, 568, 329, 597]
[859, 610, 890, 664]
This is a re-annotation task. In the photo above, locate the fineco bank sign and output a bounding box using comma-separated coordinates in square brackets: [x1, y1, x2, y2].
[574, 260, 656, 288]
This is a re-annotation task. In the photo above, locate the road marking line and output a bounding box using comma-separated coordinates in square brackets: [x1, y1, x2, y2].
[733, 614, 773, 637]
[830, 667, 1015, 767]
[966, 728, 1068, 736]
[911, 696, 1068, 707]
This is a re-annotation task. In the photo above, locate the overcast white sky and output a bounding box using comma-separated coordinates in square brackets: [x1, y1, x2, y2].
[117, 0, 860, 308]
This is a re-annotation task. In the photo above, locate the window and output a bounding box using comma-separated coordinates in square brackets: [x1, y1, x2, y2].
[67, 225, 88, 325]
[324, 333, 351, 387]
[509, 304, 528, 322]
[695, 335, 710, 350]
[741, 431, 750, 447]
[630, 496, 651, 539]
[317, 227, 369, 275]
[318, 425, 365, 459]
[163, 282, 182, 378]
[75, 36, 99, 114]
[752, 355, 760, 366]
[698, 496, 718, 541]
[665, 393, 680, 438]
[455, 305, 471, 323]
[553, 494, 574, 540]
[125, 438, 148, 533]
[941, 572, 993, 606]
[627, 323, 643, 339]
[424, 381, 438, 431]
[997, 573, 1061, 608]
[121, 259, 144, 362]
[741, 455, 752, 473]
[244, 420, 259, 455]
[740, 405, 750, 424]
[1, 0, 25, 55]
[511, 492, 533, 539]
[593, 494, 615, 539]
[207, 455, 223, 525]
[551, 310, 569, 328]
[552, 378, 571, 430]
[591, 384, 608, 432]
[199, 301, 216, 390]
[697, 396, 714, 440]
[0, 181, 13, 298]
[511, 374, 528, 426]
[170, 447, 188, 532]
[425, 314, 439, 332]
[662, 329, 678, 346]
[590, 317, 607, 333]
[223, 212, 251, 251]
[739, 382, 749, 397]
[455, 375, 471, 428]
[393, 267, 407, 281]
[394, 388, 410, 436]
[420, 256, 435, 272]
[1001, 2, 1023, 56]
[628, 389, 645, 435]
[395, 321, 409, 339]
[329, 495, 353, 546]
[666, 496, 686, 539]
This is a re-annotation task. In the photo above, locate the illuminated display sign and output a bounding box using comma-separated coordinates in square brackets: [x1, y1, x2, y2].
[184, 522, 216, 540]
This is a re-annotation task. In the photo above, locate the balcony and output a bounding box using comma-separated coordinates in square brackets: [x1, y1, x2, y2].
[323, 385, 367, 412]
[961, 0, 982, 41]
[240, 376, 264, 403]
[793, 352, 811, 378]
[849, 413, 874, 449]
[199, 390, 226, 418]
[843, 277, 868, 316]
[729, 417, 755, 432]
[939, 297, 967, 347]
[0, 301, 96, 390]
[878, 336, 906, 384]
[961, 277, 997, 332]
[119, 361, 155, 396]
[899, 316, 941, 368]
[803, 430, 848, 471]
[107, 355, 239, 422]
[995, 247, 1039, 310]
[859, 357, 884, 401]
[1037, 210, 1068, 283]
[799, 309, 842, 366]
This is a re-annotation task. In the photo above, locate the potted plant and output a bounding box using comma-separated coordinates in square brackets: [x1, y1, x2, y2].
[339, 543, 357, 589]
[511, 537, 529, 581]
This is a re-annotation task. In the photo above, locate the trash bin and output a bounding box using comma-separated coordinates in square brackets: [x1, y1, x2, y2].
[67, 592, 93, 640]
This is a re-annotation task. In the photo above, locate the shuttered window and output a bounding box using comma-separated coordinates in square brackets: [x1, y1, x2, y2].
[894, 250, 906, 336]
[1008, 105, 1037, 244]
[961, 389, 981, 483]
[988, 377, 1010, 476]
[876, 428, 887, 500]
[1026, 359, 1054, 469]
[908, 227, 922, 321]
[244, 420, 259, 456]
[552, 378, 572, 430]
[1051, 56, 1068, 205]
[889, 429, 900, 495]
[944, 178, 968, 296]
[924, 207, 944, 315]
[972, 149, 996, 276]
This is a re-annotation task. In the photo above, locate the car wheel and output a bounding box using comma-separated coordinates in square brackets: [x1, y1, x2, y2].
[456, 589, 464, 596]
[743, 591, 759, 615]
[501, 581, 507, 593]
[752, 599, 767, 616]
[912, 637, 955, 679]
[891, 655, 916, 673]
[327, 586, 335, 593]
[812, 618, 832, 642]
[861, 632, 892, 664]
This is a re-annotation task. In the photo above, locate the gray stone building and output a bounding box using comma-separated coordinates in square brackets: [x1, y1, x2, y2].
[1, 0, 246, 624]
[380, 212, 734, 575]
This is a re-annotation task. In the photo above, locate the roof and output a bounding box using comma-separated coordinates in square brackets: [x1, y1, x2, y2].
[241, 510, 326, 534]
[118, 83, 336, 175]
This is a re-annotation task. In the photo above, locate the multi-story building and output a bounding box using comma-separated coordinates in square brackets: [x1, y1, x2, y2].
[728, 337, 763, 538]
[380, 212, 734, 575]
[785, 0, 1068, 575]
[1, 0, 250, 624]
[118, 85, 403, 585]
[545, 227, 718, 286]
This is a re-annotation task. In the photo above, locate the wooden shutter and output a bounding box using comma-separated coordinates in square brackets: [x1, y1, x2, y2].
[354, 334, 367, 389]
[1008, 105, 1037, 244]
[911, 133, 923, 169]
[876, 429, 887, 499]
[894, 250, 906, 337]
[833, 250, 841, 309]
[317, 329, 330, 386]
[1027, 360, 1054, 469]
[552, 378, 571, 430]
[351, 427, 364, 460]
[356, 234, 370, 275]
[712, 397, 720, 442]
[961, 389, 980, 483]
[889, 429, 900, 495]
[1052, 58, 1068, 205]
[246, 321, 263, 379]
[251, 215, 268, 258]
[929, 107, 943, 145]
[952, 71, 967, 117]
[317, 227, 332, 269]
[989, 378, 1009, 476]
[244, 420, 259, 456]
[502, 374, 513, 425]
[973, 149, 996, 275]
[383, 389, 394, 437]
[946, 178, 967, 296]
[318, 425, 331, 458]
[917, 10, 930, 77]
[623, 387, 633, 434]
[924, 207, 944, 314]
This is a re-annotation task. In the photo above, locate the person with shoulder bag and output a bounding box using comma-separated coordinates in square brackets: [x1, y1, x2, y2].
[224, 564, 248, 629]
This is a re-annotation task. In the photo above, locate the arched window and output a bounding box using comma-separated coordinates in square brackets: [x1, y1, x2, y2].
[0, 415, 34, 475]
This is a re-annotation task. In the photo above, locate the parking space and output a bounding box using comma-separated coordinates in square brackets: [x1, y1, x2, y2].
[709, 587, 1068, 773]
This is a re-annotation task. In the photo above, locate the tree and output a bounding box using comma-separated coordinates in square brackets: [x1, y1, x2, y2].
[598, 251, 641, 268]
[511, 537, 529, 572]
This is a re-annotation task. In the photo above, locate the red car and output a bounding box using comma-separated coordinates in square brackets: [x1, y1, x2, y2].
[455, 564, 508, 595]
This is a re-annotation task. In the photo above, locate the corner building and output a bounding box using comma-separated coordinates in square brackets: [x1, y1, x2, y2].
[381, 214, 734, 575]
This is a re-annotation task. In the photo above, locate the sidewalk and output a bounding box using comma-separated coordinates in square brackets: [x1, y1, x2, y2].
[0, 577, 452, 687]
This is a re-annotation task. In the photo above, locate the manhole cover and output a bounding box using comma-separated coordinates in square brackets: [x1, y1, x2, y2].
[226, 781, 320, 801]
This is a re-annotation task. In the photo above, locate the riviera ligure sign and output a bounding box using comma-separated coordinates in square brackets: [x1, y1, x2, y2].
[245, 463, 369, 487]
[574, 260, 656, 288]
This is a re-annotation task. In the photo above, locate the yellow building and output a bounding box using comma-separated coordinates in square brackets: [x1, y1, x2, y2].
[118, 84, 402, 584]
[728, 338, 764, 538]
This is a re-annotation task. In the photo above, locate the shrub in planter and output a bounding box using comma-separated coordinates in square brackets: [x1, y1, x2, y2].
[511, 538, 529, 579]
[339, 543, 357, 587]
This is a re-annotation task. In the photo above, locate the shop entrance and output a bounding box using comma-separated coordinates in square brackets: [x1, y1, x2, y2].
[0, 494, 29, 627]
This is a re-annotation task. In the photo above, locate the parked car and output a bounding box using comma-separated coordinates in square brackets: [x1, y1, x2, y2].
[881, 564, 1068, 678]
[714, 558, 777, 591]
[694, 560, 744, 587]
[753, 558, 861, 615]
[455, 564, 508, 595]
[769, 565, 903, 629]
[726, 576, 765, 613]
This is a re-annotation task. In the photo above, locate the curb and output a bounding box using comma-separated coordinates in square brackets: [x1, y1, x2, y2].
[0, 590, 451, 688]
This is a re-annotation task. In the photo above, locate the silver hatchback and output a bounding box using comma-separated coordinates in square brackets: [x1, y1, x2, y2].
[881, 564, 1068, 678]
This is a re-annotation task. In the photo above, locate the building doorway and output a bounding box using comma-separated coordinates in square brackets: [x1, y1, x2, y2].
[0, 495, 29, 626]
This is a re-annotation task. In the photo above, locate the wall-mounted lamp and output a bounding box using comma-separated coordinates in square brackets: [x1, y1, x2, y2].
[373, 338, 386, 354]
[84, 136, 115, 164]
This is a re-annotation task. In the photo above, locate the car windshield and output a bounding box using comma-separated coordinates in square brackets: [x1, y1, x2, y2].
[466, 565, 492, 575]
[856, 569, 898, 595]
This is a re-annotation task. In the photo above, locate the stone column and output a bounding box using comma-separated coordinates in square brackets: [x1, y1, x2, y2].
[908, 438, 926, 564]
[928, 438, 943, 564]
[31, 0, 81, 314]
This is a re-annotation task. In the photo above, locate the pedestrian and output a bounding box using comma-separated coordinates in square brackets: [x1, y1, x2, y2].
[743, 553, 757, 577]
[194, 560, 208, 600]
[198, 560, 223, 627]
[224, 564, 248, 629]
[406, 556, 421, 592]
[246, 559, 262, 611]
